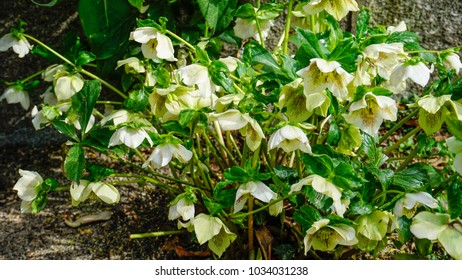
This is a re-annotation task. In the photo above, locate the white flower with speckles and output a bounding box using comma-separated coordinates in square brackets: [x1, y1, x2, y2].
[393, 192, 438, 219]
[301, 0, 359, 21]
[303, 219, 358, 253]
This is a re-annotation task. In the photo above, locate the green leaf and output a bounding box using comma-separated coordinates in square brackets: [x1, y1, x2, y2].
[242, 41, 281, 73]
[30, 189, 48, 214]
[153, 67, 171, 88]
[293, 28, 324, 65]
[414, 238, 432, 257]
[448, 179, 462, 219]
[328, 38, 359, 73]
[349, 198, 373, 215]
[85, 163, 114, 182]
[234, 3, 255, 19]
[161, 120, 190, 136]
[178, 109, 209, 132]
[332, 162, 363, 190]
[75, 50, 96, 67]
[392, 166, 428, 190]
[72, 80, 101, 136]
[64, 145, 85, 183]
[387, 31, 420, 51]
[397, 216, 412, 244]
[51, 119, 79, 142]
[208, 60, 235, 93]
[355, 8, 370, 40]
[194, 46, 210, 64]
[273, 166, 298, 181]
[257, 2, 285, 20]
[124, 89, 148, 112]
[128, 0, 144, 11]
[273, 244, 295, 260]
[197, 0, 237, 34]
[223, 166, 248, 182]
[301, 153, 334, 178]
[203, 197, 226, 216]
[302, 186, 333, 214]
[327, 120, 341, 146]
[444, 109, 462, 140]
[78, 0, 137, 59]
[293, 205, 322, 232]
[360, 131, 386, 166]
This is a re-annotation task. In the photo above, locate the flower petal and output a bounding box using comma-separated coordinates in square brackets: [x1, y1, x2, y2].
[410, 211, 449, 240]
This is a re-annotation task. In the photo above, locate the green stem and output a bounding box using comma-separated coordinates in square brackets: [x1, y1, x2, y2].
[192, 147, 212, 191]
[379, 108, 419, 144]
[79, 68, 127, 99]
[96, 101, 124, 105]
[397, 145, 420, 171]
[203, 131, 227, 170]
[130, 230, 185, 239]
[384, 126, 422, 156]
[20, 69, 45, 83]
[255, 18, 266, 48]
[282, 0, 294, 55]
[248, 197, 255, 260]
[230, 194, 294, 219]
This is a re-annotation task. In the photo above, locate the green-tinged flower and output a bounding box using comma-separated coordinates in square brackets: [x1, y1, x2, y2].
[304, 218, 358, 253]
[116, 57, 146, 74]
[354, 43, 406, 86]
[168, 197, 195, 221]
[279, 78, 330, 122]
[301, 0, 359, 21]
[71, 180, 120, 206]
[388, 62, 431, 93]
[193, 214, 236, 257]
[446, 136, 462, 175]
[215, 93, 244, 113]
[177, 64, 216, 97]
[13, 169, 43, 213]
[410, 211, 462, 260]
[297, 58, 354, 101]
[209, 109, 264, 151]
[343, 92, 397, 136]
[291, 175, 349, 217]
[394, 192, 438, 219]
[43, 64, 85, 101]
[356, 210, 395, 252]
[233, 17, 274, 42]
[442, 52, 462, 74]
[1, 85, 30, 110]
[268, 125, 312, 154]
[234, 181, 277, 213]
[130, 27, 177, 62]
[142, 143, 192, 169]
[0, 33, 32, 58]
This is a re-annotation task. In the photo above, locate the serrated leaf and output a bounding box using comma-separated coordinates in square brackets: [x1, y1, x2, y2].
[273, 166, 298, 181]
[234, 3, 255, 19]
[51, 119, 79, 142]
[292, 28, 324, 65]
[128, 0, 143, 11]
[356, 8, 370, 39]
[208, 60, 235, 93]
[223, 166, 248, 182]
[75, 50, 96, 67]
[72, 80, 101, 136]
[387, 31, 420, 51]
[332, 162, 363, 190]
[124, 89, 148, 112]
[293, 205, 322, 232]
[86, 163, 114, 182]
[198, 0, 237, 34]
[242, 41, 281, 73]
[64, 145, 85, 183]
[448, 179, 462, 219]
[397, 216, 412, 244]
[301, 153, 334, 178]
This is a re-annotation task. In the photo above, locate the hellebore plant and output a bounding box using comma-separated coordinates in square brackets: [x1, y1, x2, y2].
[3, 0, 462, 260]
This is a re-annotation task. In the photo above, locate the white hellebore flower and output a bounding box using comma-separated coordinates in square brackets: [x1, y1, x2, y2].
[387, 21, 407, 33]
[177, 64, 216, 97]
[142, 143, 193, 169]
[1, 85, 30, 110]
[410, 211, 462, 260]
[116, 57, 146, 74]
[301, 0, 359, 21]
[209, 109, 265, 151]
[0, 33, 32, 58]
[291, 174, 349, 217]
[388, 62, 431, 93]
[70, 180, 120, 206]
[297, 58, 354, 101]
[393, 192, 438, 219]
[343, 92, 398, 136]
[130, 27, 177, 61]
[193, 214, 237, 257]
[443, 52, 462, 74]
[268, 125, 312, 154]
[13, 169, 43, 213]
[233, 17, 274, 42]
[168, 197, 195, 221]
[234, 181, 277, 213]
[446, 136, 462, 176]
[304, 219, 358, 253]
[355, 43, 406, 86]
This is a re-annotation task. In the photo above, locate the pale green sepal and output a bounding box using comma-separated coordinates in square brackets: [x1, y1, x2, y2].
[357, 210, 389, 241]
[410, 211, 450, 240]
[193, 214, 223, 245]
[208, 225, 237, 257]
[418, 108, 444, 135]
[438, 223, 462, 260]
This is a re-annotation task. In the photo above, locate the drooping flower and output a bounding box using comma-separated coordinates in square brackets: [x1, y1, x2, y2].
[177, 64, 216, 97]
[393, 192, 439, 219]
[413, 94, 457, 135]
[1, 85, 30, 110]
[193, 213, 237, 257]
[168, 197, 195, 221]
[354, 43, 407, 86]
[446, 136, 462, 175]
[355, 210, 395, 251]
[290, 175, 349, 217]
[388, 62, 431, 93]
[442, 52, 462, 74]
[13, 169, 43, 213]
[343, 92, 398, 136]
[234, 181, 277, 213]
[116, 57, 146, 74]
[301, 0, 359, 21]
[297, 58, 354, 101]
[268, 125, 312, 154]
[130, 27, 177, 61]
[278, 78, 330, 122]
[410, 211, 462, 260]
[0, 33, 32, 58]
[42, 64, 85, 101]
[209, 109, 265, 151]
[233, 17, 274, 42]
[303, 218, 358, 253]
[70, 180, 120, 206]
[142, 143, 193, 169]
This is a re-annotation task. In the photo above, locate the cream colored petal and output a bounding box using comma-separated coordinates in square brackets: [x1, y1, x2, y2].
[193, 214, 223, 244]
[90, 182, 120, 204]
[155, 33, 177, 61]
[410, 211, 449, 240]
